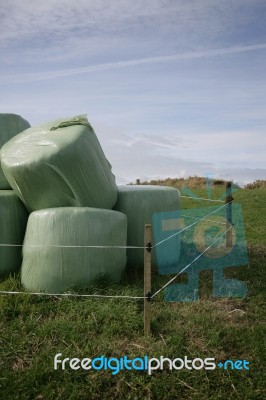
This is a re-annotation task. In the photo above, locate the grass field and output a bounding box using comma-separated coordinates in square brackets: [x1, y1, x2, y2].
[0, 180, 265, 399]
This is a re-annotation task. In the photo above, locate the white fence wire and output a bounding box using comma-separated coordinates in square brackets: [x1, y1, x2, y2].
[0, 198, 233, 301]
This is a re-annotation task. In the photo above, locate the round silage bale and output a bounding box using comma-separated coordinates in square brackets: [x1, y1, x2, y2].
[0, 190, 28, 277]
[0, 113, 30, 189]
[0, 115, 117, 212]
[21, 207, 127, 293]
[114, 185, 180, 268]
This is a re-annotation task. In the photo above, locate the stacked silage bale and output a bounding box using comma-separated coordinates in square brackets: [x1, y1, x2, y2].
[114, 185, 181, 268]
[0, 114, 31, 189]
[1, 115, 117, 212]
[21, 208, 127, 293]
[0, 114, 30, 277]
[0, 115, 127, 292]
[0, 191, 28, 277]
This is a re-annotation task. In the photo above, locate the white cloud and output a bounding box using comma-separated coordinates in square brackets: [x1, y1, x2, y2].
[0, 0, 172, 43]
[91, 121, 266, 186]
[1, 0, 265, 63]
[1, 1, 264, 41]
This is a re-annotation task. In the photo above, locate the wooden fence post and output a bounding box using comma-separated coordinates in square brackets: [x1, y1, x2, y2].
[225, 181, 233, 247]
[144, 224, 152, 335]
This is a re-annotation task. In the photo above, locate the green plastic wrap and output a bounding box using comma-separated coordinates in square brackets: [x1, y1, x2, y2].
[0, 113, 30, 189]
[21, 207, 127, 293]
[114, 185, 180, 267]
[0, 190, 28, 277]
[0, 115, 117, 212]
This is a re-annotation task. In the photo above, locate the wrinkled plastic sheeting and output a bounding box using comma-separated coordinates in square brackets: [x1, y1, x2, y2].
[114, 185, 180, 268]
[0, 113, 30, 189]
[0, 190, 28, 277]
[0, 115, 117, 212]
[21, 208, 127, 293]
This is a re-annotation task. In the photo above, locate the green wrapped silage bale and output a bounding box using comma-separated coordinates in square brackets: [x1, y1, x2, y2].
[0, 115, 117, 212]
[21, 207, 127, 293]
[114, 185, 180, 267]
[0, 190, 28, 277]
[0, 113, 30, 189]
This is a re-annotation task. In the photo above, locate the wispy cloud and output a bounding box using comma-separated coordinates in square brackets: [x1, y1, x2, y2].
[1, 43, 266, 84]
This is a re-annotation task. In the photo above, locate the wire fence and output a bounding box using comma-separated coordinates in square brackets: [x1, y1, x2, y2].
[0, 290, 146, 300]
[153, 202, 230, 248]
[0, 196, 233, 301]
[180, 195, 224, 203]
[150, 224, 233, 299]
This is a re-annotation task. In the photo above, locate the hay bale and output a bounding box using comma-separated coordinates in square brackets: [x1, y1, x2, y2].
[0, 190, 28, 277]
[114, 185, 180, 268]
[21, 207, 127, 293]
[0, 113, 30, 189]
[0, 115, 117, 211]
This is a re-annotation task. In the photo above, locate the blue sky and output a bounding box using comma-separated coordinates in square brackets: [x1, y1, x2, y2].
[1, 0, 266, 185]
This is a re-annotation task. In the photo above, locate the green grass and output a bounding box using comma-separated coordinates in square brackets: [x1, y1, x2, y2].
[0, 184, 265, 399]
